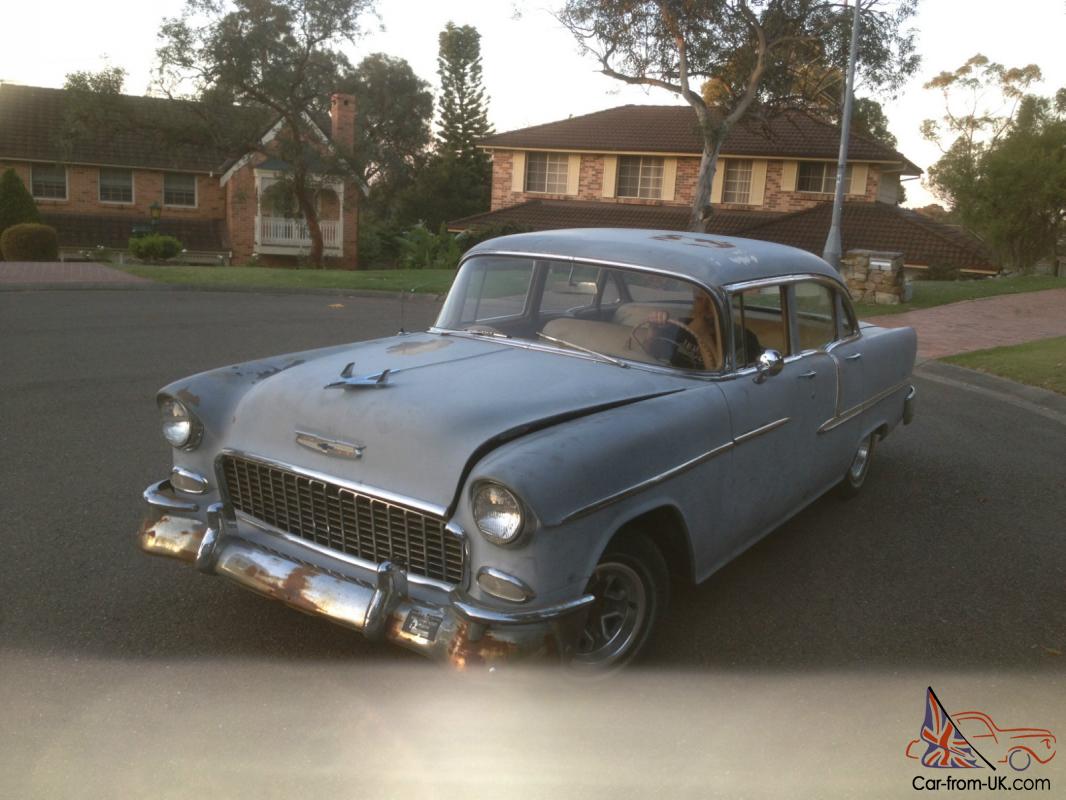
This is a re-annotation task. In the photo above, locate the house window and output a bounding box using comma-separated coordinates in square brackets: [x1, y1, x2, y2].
[722, 160, 753, 204]
[524, 153, 569, 194]
[164, 173, 196, 207]
[616, 156, 664, 199]
[99, 168, 133, 203]
[797, 162, 853, 194]
[31, 165, 67, 199]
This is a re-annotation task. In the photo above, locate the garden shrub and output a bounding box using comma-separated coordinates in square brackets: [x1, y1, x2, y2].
[456, 222, 534, 254]
[396, 223, 461, 270]
[0, 169, 42, 259]
[0, 223, 58, 261]
[128, 234, 183, 262]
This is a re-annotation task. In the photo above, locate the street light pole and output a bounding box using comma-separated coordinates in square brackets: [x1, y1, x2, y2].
[822, 0, 863, 271]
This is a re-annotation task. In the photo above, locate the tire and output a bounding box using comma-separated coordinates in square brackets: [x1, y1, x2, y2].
[836, 432, 877, 499]
[569, 530, 669, 672]
[1008, 749, 1032, 772]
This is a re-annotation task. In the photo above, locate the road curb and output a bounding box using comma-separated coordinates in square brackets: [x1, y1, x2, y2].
[916, 360, 1066, 426]
[0, 282, 447, 302]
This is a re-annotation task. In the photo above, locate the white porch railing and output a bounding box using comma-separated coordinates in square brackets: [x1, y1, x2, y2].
[258, 216, 340, 249]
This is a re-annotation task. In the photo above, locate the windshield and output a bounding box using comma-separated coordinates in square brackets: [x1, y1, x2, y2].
[435, 255, 725, 372]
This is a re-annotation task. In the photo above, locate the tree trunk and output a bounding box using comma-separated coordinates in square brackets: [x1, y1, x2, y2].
[689, 135, 724, 233]
[293, 173, 324, 268]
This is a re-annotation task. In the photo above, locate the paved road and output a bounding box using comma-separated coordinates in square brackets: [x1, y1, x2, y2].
[2, 289, 1064, 797]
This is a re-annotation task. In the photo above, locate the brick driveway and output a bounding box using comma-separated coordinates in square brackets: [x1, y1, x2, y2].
[0, 262, 150, 285]
[865, 288, 1066, 359]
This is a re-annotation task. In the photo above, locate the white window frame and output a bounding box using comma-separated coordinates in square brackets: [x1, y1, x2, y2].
[31, 164, 68, 200]
[797, 162, 853, 194]
[616, 156, 665, 199]
[98, 168, 134, 205]
[722, 159, 753, 204]
[163, 173, 198, 208]
[524, 152, 569, 194]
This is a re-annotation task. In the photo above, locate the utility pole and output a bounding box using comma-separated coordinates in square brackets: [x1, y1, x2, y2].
[822, 0, 863, 270]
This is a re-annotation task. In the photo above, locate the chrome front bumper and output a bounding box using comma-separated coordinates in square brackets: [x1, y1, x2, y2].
[139, 480, 593, 669]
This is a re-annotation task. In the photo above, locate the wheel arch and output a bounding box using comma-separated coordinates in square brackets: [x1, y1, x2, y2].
[606, 504, 694, 583]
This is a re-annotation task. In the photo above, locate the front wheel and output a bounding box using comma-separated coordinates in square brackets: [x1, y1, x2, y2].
[569, 531, 669, 672]
[836, 432, 877, 498]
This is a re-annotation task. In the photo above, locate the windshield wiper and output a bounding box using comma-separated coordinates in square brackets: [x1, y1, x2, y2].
[536, 332, 629, 369]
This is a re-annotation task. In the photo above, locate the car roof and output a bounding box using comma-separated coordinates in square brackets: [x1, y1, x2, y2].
[464, 227, 842, 288]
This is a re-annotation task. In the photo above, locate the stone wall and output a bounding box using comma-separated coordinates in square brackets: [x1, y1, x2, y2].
[840, 249, 906, 305]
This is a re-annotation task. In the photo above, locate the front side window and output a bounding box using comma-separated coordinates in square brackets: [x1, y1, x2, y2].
[722, 159, 753, 204]
[616, 156, 664, 199]
[524, 153, 569, 193]
[730, 285, 789, 367]
[31, 165, 67, 199]
[164, 173, 196, 207]
[99, 168, 133, 203]
[436, 256, 724, 372]
[797, 162, 853, 194]
[793, 281, 837, 351]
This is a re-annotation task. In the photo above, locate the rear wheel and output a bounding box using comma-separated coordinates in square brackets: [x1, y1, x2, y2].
[569, 531, 669, 672]
[836, 432, 876, 498]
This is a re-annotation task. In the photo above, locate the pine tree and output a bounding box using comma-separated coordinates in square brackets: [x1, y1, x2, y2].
[0, 169, 41, 243]
[436, 22, 493, 194]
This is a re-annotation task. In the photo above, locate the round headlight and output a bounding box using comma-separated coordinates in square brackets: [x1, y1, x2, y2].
[159, 396, 202, 449]
[472, 483, 524, 544]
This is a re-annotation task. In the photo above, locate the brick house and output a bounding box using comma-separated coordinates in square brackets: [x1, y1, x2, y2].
[0, 83, 362, 266]
[451, 105, 994, 274]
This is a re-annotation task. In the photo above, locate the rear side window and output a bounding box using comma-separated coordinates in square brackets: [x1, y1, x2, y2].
[793, 281, 837, 351]
[730, 286, 789, 367]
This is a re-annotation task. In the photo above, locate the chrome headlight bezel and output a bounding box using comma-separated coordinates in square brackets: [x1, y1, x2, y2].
[471, 481, 528, 546]
[158, 395, 204, 451]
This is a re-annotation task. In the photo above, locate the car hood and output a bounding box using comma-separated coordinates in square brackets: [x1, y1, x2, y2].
[224, 333, 689, 512]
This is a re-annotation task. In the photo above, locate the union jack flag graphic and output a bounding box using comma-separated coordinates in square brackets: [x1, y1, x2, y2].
[919, 687, 993, 769]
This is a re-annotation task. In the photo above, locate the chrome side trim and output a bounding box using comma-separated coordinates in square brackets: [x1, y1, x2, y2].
[143, 479, 200, 512]
[450, 593, 595, 626]
[215, 449, 447, 518]
[235, 510, 459, 593]
[734, 416, 791, 444]
[559, 439, 735, 524]
[171, 466, 209, 494]
[818, 380, 911, 434]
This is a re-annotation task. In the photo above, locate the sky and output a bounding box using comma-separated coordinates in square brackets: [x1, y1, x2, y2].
[2, 0, 1065, 209]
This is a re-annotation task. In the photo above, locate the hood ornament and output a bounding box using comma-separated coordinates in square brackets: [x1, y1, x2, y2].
[324, 362, 391, 389]
[295, 431, 366, 459]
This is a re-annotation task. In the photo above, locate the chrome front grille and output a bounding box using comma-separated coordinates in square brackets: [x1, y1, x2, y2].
[220, 454, 463, 585]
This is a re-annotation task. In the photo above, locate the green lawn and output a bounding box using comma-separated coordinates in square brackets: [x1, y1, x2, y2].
[854, 274, 1066, 318]
[119, 265, 457, 294]
[943, 336, 1066, 395]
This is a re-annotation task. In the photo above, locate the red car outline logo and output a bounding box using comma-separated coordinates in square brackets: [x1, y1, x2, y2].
[905, 688, 1057, 772]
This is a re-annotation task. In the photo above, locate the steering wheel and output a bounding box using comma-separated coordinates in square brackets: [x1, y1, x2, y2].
[629, 318, 707, 369]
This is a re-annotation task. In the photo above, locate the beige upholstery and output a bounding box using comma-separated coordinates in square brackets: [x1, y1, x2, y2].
[541, 318, 659, 364]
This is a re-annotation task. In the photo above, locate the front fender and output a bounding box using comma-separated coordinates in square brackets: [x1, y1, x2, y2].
[456, 383, 733, 606]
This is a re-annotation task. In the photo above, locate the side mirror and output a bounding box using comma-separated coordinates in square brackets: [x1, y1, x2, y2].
[754, 349, 784, 383]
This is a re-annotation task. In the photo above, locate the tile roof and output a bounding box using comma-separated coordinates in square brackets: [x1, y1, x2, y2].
[0, 83, 265, 173]
[449, 199, 994, 270]
[42, 212, 228, 252]
[481, 105, 920, 174]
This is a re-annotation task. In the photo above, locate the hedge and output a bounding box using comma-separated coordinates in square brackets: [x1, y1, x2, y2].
[0, 223, 59, 261]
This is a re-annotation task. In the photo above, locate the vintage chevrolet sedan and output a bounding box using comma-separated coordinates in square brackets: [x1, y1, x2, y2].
[139, 228, 916, 670]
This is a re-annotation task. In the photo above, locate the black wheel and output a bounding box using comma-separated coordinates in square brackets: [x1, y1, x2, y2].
[569, 531, 669, 672]
[1008, 749, 1032, 772]
[836, 432, 876, 498]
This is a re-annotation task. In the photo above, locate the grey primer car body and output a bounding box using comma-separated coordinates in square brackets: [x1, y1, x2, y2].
[139, 228, 917, 670]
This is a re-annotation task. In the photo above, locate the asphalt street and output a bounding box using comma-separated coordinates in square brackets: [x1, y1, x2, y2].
[1, 288, 1063, 798]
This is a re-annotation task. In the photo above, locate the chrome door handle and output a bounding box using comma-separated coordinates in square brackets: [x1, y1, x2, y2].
[845, 353, 863, 361]
[798, 370, 817, 379]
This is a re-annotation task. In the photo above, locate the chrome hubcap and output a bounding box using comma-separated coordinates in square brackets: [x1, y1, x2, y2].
[572, 561, 647, 667]
[849, 437, 872, 482]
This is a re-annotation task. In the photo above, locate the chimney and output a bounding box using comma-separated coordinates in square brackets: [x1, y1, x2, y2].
[330, 92, 356, 154]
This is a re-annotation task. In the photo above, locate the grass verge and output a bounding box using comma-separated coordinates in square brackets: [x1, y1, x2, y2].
[943, 336, 1066, 395]
[854, 274, 1066, 318]
[119, 265, 456, 294]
